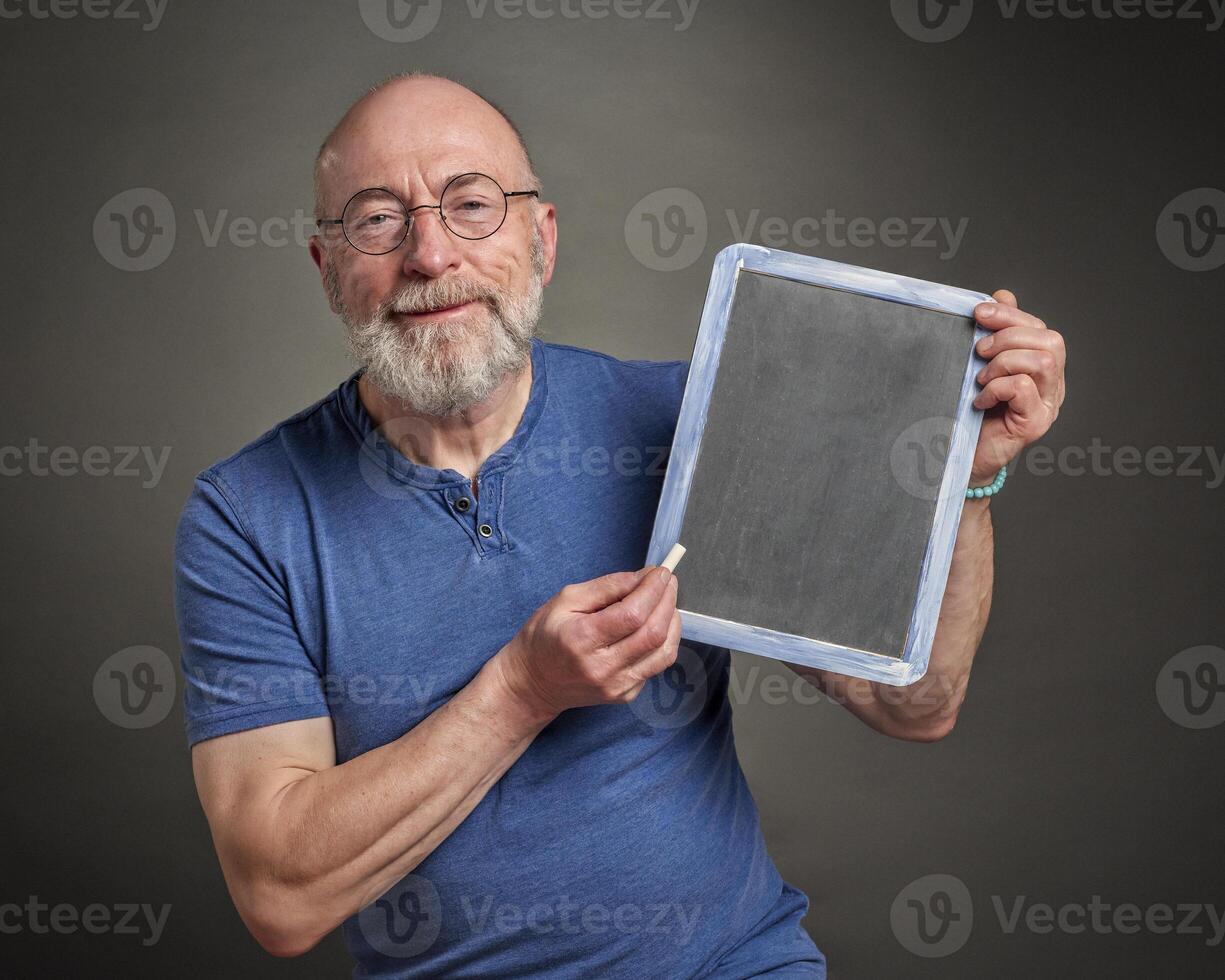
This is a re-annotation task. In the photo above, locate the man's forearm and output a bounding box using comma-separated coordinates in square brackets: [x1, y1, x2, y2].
[795, 498, 995, 740]
[880, 497, 994, 735]
[201, 650, 553, 956]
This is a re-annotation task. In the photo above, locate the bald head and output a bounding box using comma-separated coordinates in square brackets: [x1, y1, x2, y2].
[313, 73, 539, 219]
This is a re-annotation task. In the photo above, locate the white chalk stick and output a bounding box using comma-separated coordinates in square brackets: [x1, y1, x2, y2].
[661, 542, 687, 573]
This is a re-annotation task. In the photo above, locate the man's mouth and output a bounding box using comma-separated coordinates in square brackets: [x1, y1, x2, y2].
[394, 300, 479, 320]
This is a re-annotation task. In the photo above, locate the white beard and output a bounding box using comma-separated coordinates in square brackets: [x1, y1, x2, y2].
[331, 230, 545, 417]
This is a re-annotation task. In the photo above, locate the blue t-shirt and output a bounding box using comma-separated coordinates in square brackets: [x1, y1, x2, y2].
[174, 337, 826, 978]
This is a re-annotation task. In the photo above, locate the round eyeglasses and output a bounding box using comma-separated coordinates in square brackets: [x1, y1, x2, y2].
[317, 172, 539, 255]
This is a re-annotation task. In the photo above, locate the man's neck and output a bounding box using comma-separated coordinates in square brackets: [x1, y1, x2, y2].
[358, 356, 533, 494]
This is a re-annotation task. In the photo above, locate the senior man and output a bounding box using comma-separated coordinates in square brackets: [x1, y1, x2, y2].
[175, 73, 1066, 977]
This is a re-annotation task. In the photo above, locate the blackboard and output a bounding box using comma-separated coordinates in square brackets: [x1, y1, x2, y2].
[647, 245, 990, 684]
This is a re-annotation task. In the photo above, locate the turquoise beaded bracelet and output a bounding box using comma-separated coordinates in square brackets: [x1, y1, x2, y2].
[966, 465, 1007, 500]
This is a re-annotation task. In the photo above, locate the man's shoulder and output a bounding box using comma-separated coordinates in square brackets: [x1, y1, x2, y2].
[539, 339, 690, 412]
[189, 375, 355, 511]
[540, 337, 689, 375]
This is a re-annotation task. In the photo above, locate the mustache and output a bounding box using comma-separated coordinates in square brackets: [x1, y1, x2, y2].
[377, 276, 501, 318]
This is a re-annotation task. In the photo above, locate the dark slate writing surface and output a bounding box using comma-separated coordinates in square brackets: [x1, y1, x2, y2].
[675, 270, 975, 658]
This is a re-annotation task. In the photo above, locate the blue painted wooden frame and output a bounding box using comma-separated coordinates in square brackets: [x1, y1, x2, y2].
[646, 243, 992, 685]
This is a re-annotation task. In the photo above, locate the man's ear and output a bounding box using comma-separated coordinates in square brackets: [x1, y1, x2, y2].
[309, 236, 340, 315]
[309, 235, 325, 274]
[535, 201, 558, 288]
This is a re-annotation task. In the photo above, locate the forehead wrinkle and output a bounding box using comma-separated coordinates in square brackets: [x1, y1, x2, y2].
[328, 138, 521, 210]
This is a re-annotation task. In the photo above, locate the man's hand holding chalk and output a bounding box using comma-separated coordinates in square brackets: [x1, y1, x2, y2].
[494, 546, 686, 722]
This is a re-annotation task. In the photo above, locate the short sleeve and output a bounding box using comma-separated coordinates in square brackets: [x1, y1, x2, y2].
[174, 474, 330, 747]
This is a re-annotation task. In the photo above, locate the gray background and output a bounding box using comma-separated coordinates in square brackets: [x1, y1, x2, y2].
[3, 1, 1223, 976]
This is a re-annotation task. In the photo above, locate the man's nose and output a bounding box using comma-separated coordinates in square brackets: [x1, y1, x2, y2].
[400, 208, 462, 279]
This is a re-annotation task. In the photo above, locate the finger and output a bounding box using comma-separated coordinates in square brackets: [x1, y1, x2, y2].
[584, 566, 675, 649]
[976, 325, 1066, 369]
[972, 374, 1045, 426]
[620, 679, 648, 703]
[562, 567, 654, 614]
[613, 610, 683, 702]
[974, 300, 1046, 335]
[603, 574, 679, 664]
[630, 610, 683, 681]
[975, 348, 1062, 403]
[992, 289, 1018, 308]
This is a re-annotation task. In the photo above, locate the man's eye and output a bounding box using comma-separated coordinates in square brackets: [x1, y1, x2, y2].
[455, 198, 492, 213]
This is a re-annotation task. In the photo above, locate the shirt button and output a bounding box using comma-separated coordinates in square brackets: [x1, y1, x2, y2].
[454, 497, 471, 512]
[478, 523, 493, 538]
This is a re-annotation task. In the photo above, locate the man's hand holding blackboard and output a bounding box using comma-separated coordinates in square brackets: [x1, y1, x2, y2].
[969, 290, 1068, 485]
